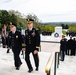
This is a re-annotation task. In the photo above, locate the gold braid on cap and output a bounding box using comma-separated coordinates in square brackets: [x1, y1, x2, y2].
[10, 22, 12, 25]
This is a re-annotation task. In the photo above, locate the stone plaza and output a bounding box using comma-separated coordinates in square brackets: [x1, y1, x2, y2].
[0, 35, 76, 75]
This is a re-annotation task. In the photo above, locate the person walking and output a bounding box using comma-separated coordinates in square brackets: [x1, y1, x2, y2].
[23, 18, 40, 73]
[60, 35, 67, 61]
[8, 23, 25, 70]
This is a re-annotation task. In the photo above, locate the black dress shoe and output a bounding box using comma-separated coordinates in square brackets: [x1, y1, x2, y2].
[16, 67, 19, 70]
[28, 68, 33, 73]
[3, 46, 6, 48]
[60, 59, 64, 61]
[35, 67, 38, 71]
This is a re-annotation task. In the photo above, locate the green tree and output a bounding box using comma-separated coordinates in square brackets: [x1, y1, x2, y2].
[26, 14, 41, 29]
[41, 25, 55, 33]
[9, 13, 17, 25]
[0, 10, 10, 24]
[61, 23, 65, 29]
[69, 25, 76, 32]
[65, 24, 69, 29]
[8, 10, 27, 29]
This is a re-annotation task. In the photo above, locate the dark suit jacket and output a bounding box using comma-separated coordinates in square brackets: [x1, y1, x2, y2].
[60, 38, 67, 51]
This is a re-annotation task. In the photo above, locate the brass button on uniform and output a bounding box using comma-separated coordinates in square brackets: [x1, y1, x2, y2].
[29, 40, 31, 44]
[29, 42, 31, 44]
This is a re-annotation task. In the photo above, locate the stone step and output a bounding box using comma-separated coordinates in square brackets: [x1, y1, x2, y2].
[0, 47, 51, 75]
[57, 55, 76, 75]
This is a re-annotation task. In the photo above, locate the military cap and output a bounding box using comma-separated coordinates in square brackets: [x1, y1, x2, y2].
[10, 22, 16, 28]
[26, 18, 34, 24]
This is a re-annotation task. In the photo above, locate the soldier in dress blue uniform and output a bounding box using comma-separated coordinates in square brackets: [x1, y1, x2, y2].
[8, 23, 25, 70]
[23, 19, 40, 73]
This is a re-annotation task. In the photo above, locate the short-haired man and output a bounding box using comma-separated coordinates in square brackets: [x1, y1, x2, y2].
[8, 23, 25, 70]
[60, 35, 67, 61]
[23, 19, 40, 73]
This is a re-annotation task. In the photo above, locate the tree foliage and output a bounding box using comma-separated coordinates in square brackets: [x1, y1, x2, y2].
[0, 10, 42, 31]
[61, 23, 69, 29]
[41, 25, 55, 33]
[69, 25, 76, 32]
[0, 10, 27, 30]
[0, 9, 76, 33]
[0, 10, 10, 24]
[26, 14, 41, 28]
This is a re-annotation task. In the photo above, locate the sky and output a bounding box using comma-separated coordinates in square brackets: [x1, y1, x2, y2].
[0, 0, 76, 22]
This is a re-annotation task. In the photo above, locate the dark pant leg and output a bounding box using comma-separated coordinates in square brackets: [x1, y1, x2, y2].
[75, 49, 76, 55]
[25, 52, 33, 69]
[73, 49, 75, 56]
[61, 50, 65, 61]
[71, 49, 74, 55]
[2, 37, 6, 48]
[13, 50, 22, 67]
[32, 52, 39, 68]
[2, 37, 4, 45]
[67, 49, 70, 55]
[68, 49, 69, 55]
[65, 49, 67, 55]
[72, 49, 75, 56]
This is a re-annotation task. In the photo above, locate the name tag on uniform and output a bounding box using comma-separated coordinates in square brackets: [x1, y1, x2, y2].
[16, 35, 18, 38]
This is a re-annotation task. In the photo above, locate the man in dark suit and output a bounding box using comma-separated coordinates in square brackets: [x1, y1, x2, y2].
[8, 23, 25, 70]
[67, 36, 74, 55]
[23, 19, 40, 73]
[60, 35, 67, 61]
[73, 38, 76, 56]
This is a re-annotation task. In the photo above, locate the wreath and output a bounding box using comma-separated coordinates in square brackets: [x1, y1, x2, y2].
[54, 33, 59, 37]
